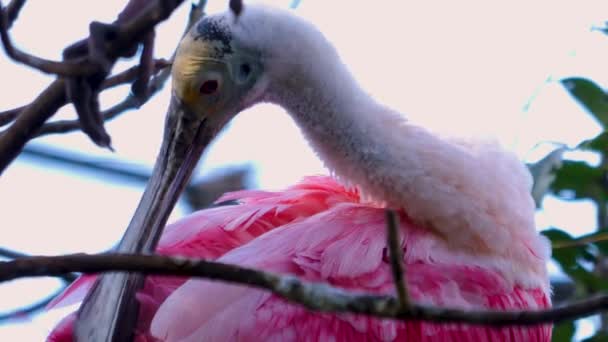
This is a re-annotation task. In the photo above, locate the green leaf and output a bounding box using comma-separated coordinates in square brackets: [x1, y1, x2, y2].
[543, 228, 576, 242]
[562, 77, 608, 127]
[542, 228, 608, 292]
[551, 160, 603, 201]
[552, 321, 575, 342]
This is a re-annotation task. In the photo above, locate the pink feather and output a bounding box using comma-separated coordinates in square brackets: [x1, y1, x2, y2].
[46, 177, 358, 341]
[47, 177, 551, 341]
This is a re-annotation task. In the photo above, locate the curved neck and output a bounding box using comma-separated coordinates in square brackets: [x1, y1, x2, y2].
[263, 54, 544, 280]
[265, 53, 390, 183]
[266, 54, 407, 202]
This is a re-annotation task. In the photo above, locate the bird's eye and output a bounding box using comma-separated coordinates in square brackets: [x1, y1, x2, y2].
[239, 63, 251, 78]
[199, 80, 219, 94]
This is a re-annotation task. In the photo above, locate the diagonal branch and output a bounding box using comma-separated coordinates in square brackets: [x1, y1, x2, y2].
[552, 231, 608, 250]
[0, 80, 69, 173]
[0, 106, 24, 127]
[0, 253, 596, 326]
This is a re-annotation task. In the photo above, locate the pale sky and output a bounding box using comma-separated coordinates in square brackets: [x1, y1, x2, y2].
[1, 0, 608, 340]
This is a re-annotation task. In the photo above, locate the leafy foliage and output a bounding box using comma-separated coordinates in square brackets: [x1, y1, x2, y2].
[530, 51, 608, 341]
[561, 78, 608, 127]
[551, 160, 604, 201]
[553, 321, 576, 342]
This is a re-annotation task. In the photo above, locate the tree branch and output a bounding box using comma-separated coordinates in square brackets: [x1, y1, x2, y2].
[0, 106, 24, 127]
[0, 0, 187, 174]
[0, 253, 596, 326]
[102, 59, 169, 89]
[0, 285, 67, 322]
[5, 0, 25, 29]
[0, 80, 68, 173]
[0, 245, 76, 322]
[35, 60, 170, 137]
[0, 59, 169, 130]
[0, 2, 98, 76]
[552, 231, 608, 250]
[0, 246, 78, 283]
[385, 210, 409, 308]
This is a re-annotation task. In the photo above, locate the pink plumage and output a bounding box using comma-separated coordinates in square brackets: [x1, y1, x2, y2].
[47, 177, 551, 341]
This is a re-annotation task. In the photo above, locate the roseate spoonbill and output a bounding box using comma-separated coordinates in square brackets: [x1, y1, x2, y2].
[48, 3, 552, 341]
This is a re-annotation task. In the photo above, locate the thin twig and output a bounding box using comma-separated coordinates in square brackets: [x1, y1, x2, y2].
[0, 3, 98, 76]
[0, 60, 169, 130]
[0, 80, 68, 173]
[132, 31, 156, 100]
[0, 246, 27, 259]
[0, 106, 24, 127]
[0, 247, 78, 283]
[36, 96, 138, 137]
[0, 285, 68, 322]
[36, 60, 171, 137]
[385, 210, 409, 308]
[552, 232, 608, 250]
[0, 253, 596, 326]
[5, 0, 25, 29]
[0, 0, 187, 174]
[104, 59, 169, 89]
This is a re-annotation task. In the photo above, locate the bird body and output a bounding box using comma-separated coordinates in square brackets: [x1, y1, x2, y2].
[48, 3, 551, 341]
[48, 177, 550, 341]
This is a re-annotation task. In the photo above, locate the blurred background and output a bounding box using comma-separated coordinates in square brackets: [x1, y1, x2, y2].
[1, 0, 608, 340]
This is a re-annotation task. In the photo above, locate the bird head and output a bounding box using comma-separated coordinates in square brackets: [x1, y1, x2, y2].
[122, 2, 291, 250]
[171, 11, 265, 137]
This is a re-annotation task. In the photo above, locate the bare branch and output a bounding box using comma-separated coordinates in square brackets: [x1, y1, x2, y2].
[5, 0, 25, 29]
[552, 231, 608, 250]
[0, 247, 76, 323]
[0, 253, 597, 326]
[103, 59, 169, 88]
[0, 60, 169, 130]
[0, 106, 24, 127]
[0, 246, 78, 283]
[0, 246, 76, 322]
[36, 61, 171, 137]
[131, 31, 156, 100]
[0, 80, 68, 173]
[385, 210, 409, 308]
[0, 246, 27, 259]
[36, 96, 137, 137]
[0, 0, 187, 174]
[0, 3, 98, 76]
[0, 285, 68, 322]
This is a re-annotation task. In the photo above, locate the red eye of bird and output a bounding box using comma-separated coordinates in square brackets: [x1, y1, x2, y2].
[200, 80, 219, 94]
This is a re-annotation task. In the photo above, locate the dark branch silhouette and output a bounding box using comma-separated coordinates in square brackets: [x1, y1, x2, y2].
[0, 0, 187, 173]
[0, 253, 594, 326]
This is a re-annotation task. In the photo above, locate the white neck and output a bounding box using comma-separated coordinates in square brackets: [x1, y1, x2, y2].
[263, 40, 547, 281]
